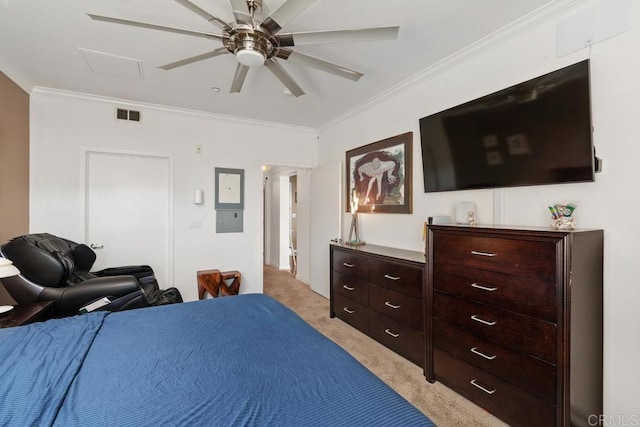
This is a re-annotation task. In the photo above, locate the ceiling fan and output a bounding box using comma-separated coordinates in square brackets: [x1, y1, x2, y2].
[88, 0, 399, 97]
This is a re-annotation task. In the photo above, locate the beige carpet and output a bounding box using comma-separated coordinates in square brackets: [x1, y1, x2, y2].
[264, 265, 507, 427]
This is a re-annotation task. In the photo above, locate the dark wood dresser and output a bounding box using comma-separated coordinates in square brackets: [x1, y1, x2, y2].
[330, 242, 426, 366]
[426, 224, 603, 427]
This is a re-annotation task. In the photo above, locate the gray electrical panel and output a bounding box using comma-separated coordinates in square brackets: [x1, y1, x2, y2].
[216, 210, 243, 233]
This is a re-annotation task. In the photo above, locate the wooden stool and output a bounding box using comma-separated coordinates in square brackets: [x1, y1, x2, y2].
[197, 269, 241, 299]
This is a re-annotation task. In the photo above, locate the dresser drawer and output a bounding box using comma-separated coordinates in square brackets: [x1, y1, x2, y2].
[332, 271, 369, 306]
[332, 250, 369, 277]
[369, 284, 422, 330]
[434, 320, 556, 402]
[434, 292, 556, 364]
[368, 309, 423, 366]
[434, 348, 555, 427]
[334, 293, 368, 333]
[433, 263, 557, 322]
[433, 232, 557, 281]
[369, 260, 422, 299]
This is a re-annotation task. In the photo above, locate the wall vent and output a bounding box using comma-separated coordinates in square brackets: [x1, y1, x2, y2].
[115, 107, 142, 123]
[128, 110, 141, 122]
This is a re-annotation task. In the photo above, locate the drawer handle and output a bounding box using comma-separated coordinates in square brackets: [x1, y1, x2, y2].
[470, 347, 497, 360]
[471, 315, 497, 326]
[342, 285, 355, 291]
[343, 307, 355, 314]
[471, 250, 497, 257]
[384, 301, 401, 309]
[471, 283, 498, 292]
[384, 328, 400, 338]
[384, 274, 401, 281]
[470, 379, 496, 395]
[342, 262, 355, 268]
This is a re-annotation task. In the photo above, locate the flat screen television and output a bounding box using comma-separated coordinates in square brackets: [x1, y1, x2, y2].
[419, 60, 595, 193]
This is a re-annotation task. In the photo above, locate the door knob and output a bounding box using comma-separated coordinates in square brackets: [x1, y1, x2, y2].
[90, 244, 104, 249]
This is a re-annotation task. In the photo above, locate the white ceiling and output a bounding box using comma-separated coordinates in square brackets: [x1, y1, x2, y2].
[0, 0, 556, 128]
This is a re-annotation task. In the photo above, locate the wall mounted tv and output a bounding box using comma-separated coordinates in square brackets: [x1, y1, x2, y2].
[419, 60, 595, 193]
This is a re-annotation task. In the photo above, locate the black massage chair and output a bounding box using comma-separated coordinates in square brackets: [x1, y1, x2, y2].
[0, 233, 181, 317]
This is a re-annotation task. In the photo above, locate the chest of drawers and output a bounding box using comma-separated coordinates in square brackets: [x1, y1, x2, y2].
[330, 243, 426, 366]
[426, 225, 603, 427]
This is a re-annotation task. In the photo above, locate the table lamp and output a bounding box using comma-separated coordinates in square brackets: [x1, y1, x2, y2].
[0, 258, 20, 310]
[347, 189, 365, 246]
[0, 257, 20, 279]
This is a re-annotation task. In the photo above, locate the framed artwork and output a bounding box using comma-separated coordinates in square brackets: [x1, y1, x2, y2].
[346, 132, 412, 214]
[215, 167, 244, 210]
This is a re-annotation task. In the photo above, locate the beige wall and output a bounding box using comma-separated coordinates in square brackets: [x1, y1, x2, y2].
[0, 71, 28, 304]
[0, 71, 29, 242]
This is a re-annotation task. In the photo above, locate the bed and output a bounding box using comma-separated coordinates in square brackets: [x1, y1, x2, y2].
[0, 294, 434, 426]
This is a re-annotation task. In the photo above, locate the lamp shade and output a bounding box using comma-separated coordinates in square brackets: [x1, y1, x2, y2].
[0, 258, 20, 278]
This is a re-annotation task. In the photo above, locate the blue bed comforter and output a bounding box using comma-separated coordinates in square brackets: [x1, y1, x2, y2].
[0, 294, 434, 426]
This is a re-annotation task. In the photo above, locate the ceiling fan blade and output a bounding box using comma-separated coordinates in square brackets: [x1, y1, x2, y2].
[260, 0, 318, 35]
[276, 49, 363, 81]
[88, 14, 224, 41]
[174, 0, 232, 32]
[277, 26, 399, 47]
[264, 59, 305, 97]
[229, 0, 252, 27]
[159, 48, 229, 70]
[230, 63, 250, 93]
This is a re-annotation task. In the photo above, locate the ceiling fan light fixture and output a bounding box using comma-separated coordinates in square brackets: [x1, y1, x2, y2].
[236, 48, 266, 67]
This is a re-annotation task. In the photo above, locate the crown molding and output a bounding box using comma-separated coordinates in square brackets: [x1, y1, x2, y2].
[318, 0, 591, 132]
[30, 86, 318, 134]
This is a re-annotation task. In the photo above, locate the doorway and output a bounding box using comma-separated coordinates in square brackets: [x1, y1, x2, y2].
[289, 174, 297, 275]
[262, 165, 309, 284]
[82, 148, 174, 286]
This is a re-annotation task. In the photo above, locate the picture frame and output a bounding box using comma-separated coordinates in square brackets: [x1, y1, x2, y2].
[346, 132, 412, 214]
[215, 167, 244, 210]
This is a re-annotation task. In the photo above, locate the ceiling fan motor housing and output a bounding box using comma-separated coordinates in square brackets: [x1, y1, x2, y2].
[229, 30, 274, 67]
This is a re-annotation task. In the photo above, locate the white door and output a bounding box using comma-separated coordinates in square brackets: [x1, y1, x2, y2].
[309, 161, 341, 298]
[85, 150, 172, 286]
